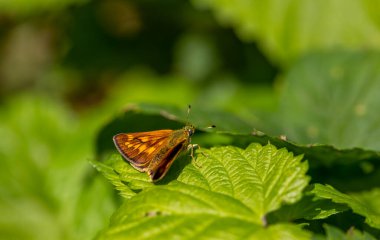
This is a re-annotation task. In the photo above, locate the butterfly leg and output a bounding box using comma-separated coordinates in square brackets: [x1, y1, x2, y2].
[187, 144, 199, 160]
[188, 144, 206, 168]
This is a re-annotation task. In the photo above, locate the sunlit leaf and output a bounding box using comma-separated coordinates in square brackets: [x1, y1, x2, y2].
[98, 144, 311, 239]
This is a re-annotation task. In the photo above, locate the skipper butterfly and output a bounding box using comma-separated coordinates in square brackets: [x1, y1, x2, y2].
[113, 123, 195, 182]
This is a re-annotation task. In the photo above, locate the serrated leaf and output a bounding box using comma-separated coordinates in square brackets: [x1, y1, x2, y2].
[99, 144, 311, 239]
[179, 143, 310, 221]
[311, 184, 380, 229]
[92, 154, 155, 198]
[101, 182, 311, 239]
[110, 182, 258, 225]
[90, 158, 136, 199]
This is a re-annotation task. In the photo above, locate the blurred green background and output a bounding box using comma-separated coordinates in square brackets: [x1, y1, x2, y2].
[1, 0, 380, 239]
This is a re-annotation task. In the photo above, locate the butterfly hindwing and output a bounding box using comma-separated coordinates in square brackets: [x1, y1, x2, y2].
[148, 139, 188, 181]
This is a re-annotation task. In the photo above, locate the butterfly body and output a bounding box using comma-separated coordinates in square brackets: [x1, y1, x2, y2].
[113, 125, 195, 181]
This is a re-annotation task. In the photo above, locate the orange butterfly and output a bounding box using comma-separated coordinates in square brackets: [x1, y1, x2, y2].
[113, 125, 195, 182]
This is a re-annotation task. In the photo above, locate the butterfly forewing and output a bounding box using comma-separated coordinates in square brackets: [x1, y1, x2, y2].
[113, 130, 173, 171]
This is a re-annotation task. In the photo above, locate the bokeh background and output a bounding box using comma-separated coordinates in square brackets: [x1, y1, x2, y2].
[1, 0, 380, 239]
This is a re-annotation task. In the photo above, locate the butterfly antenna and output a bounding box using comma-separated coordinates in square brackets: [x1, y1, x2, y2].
[186, 105, 191, 125]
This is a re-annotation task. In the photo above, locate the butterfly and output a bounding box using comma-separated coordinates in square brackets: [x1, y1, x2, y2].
[113, 125, 196, 182]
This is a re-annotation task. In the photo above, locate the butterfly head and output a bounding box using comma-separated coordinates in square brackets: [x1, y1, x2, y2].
[184, 125, 195, 136]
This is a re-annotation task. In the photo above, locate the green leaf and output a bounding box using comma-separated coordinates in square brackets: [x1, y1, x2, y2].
[101, 183, 311, 239]
[311, 184, 380, 229]
[267, 190, 349, 222]
[0, 94, 116, 239]
[103, 154, 153, 192]
[279, 51, 380, 151]
[179, 143, 310, 220]
[269, 186, 380, 233]
[90, 158, 137, 199]
[324, 224, 377, 240]
[192, 1, 380, 66]
[110, 182, 259, 225]
[350, 188, 380, 216]
[248, 223, 312, 240]
[99, 144, 311, 239]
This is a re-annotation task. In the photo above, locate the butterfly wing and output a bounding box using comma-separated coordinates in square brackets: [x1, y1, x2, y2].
[113, 130, 173, 171]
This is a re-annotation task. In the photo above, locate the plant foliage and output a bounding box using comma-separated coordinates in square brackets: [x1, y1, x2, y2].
[94, 102, 380, 239]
